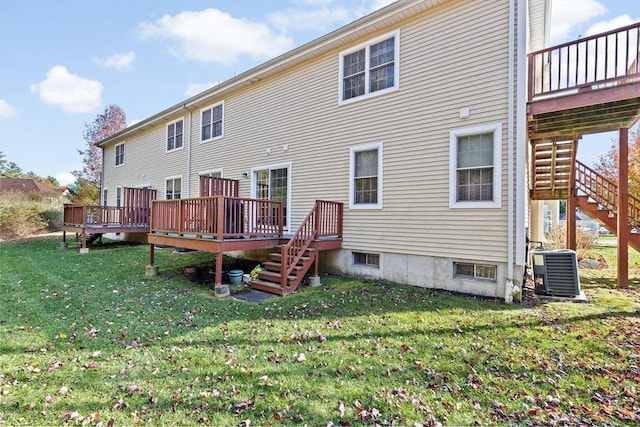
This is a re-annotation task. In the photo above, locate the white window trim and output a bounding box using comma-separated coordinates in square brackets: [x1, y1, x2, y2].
[115, 185, 123, 208]
[338, 29, 400, 105]
[449, 123, 502, 209]
[114, 142, 125, 167]
[349, 142, 383, 209]
[164, 175, 183, 200]
[198, 168, 224, 177]
[166, 117, 185, 153]
[250, 161, 292, 231]
[199, 101, 225, 143]
[352, 251, 382, 269]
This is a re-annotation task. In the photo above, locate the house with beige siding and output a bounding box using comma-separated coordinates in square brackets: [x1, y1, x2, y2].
[82, 0, 640, 298]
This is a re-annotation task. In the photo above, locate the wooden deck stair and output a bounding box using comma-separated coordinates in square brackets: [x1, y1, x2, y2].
[251, 248, 316, 296]
[574, 161, 640, 251]
[576, 196, 640, 251]
[248, 200, 343, 296]
[531, 140, 576, 200]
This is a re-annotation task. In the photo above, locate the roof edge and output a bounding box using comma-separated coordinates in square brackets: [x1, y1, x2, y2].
[98, 0, 446, 148]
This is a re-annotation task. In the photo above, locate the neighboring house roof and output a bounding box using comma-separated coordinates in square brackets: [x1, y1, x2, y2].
[0, 177, 65, 196]
[98, 0, 449, 148]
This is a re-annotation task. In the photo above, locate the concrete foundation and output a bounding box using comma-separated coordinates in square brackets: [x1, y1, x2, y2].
[79, 248, 89, 254]
[308, 275, 321, 287]
[146, 265, 159, 276]
[215, 284, 230, 297]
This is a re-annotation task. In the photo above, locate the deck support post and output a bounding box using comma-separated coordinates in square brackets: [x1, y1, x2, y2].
[566, 192, 577, 250]
[214, 252, 229, 297]
[60, 230, 68, 249]
[79, 230, 89, 254]
[566, 139, 578, 251]
[617, 127, 629, 288]
[146, 244, 158, 276]
[308, 252, 321, 287]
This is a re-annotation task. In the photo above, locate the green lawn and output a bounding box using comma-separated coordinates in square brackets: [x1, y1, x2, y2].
[1, 238, 639, 426]
[580, 239, 640, 287]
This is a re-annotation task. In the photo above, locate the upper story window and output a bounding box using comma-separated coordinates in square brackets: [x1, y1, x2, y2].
[201, 102, 224, 142]
[339, 30, 400, 104]
[167, 119, 183, 152]
[115, 142, 125, 167]
[165, 176, 182, 200]
[349, 142, 383, 209]
[449, 124, 502, 209]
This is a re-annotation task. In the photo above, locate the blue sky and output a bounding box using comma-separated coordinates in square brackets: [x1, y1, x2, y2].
[0, 0, 638, 186]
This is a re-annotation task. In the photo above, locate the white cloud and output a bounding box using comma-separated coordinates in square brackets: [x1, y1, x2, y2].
[549, 0, 607, 44]
[138, 9, 294, 66]
[266, 0, 394, 32]
[584, 14, 640, 37]
[30, 66, 103, 114]
[185, 82, 219, 97]
[0, 99, 16, 120]
[266, 5, 356, 32]
[55, 172, 75, 186]
[93, 51, 136, 71]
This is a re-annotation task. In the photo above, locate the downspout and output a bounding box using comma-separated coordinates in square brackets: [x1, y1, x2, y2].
[100, 146, 105, 204]
[515, 0, 527, 269]
[505, 0, 517, 302]
[183, 104, 192, 197]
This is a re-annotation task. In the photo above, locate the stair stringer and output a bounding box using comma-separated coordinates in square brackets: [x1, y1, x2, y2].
[576, 196, 640, 252]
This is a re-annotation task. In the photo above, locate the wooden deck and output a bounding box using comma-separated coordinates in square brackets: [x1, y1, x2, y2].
[147, 197, 343, 295]
[62, 204, 152, 250]
[527, 21, 640, 141]
[527, 22, 640, 287]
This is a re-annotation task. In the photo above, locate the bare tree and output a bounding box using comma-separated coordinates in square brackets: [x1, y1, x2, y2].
[71, 105, 126, 204]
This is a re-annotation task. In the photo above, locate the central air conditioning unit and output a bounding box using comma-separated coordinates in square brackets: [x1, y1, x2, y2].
[531, 249, 581, 297]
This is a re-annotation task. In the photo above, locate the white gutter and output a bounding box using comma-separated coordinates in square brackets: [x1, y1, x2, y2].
[505, 0, 516, 301]
[96, 0, 446, 149]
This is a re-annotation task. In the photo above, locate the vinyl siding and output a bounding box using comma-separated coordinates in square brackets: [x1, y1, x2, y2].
[102, 0, 518, 265]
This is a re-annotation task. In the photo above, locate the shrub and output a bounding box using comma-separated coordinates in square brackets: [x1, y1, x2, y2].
[545, 225, 596, 260]
[0, 192, 64, 240]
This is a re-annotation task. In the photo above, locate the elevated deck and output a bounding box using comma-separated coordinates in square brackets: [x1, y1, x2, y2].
[528, 22, 640, 141]
[147, 197, 343, 295]
[63, 204, 152, 250]
[527, 22, 640, 287]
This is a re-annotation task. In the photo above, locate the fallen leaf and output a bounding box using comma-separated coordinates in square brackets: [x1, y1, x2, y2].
[338, 401, 346, 417]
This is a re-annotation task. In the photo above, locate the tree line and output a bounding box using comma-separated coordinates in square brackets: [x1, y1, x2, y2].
[0, 105, 126, 204]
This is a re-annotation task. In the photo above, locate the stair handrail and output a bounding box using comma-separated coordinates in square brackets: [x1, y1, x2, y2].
[280, 201, 321, 288]
[575, 160, 640, 227]
[528, 21, 640, 99]
[279, 200, 344, 289]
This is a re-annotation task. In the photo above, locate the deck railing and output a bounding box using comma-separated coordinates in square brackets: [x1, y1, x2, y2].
[575, 161, 640, 228]
[150, 196, 284, 239]
[528, 21, 640, 99]
[280, 200, 343, 287]
[63, 204, 151, 227]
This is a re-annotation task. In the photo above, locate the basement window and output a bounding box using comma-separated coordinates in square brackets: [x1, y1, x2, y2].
[353, 252, 380, 268]
[454, 262, 497, 281]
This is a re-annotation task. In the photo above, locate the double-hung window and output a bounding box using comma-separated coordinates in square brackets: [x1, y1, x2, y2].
[165, 176, 182, 200]
[339, 30, 399, 103]
[201, 102, 224, 142]
[449, 124, 502, 208]
[349, 142, 383, 209]
[115, 142, 125, 167]
[167, 119, 183, 151]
